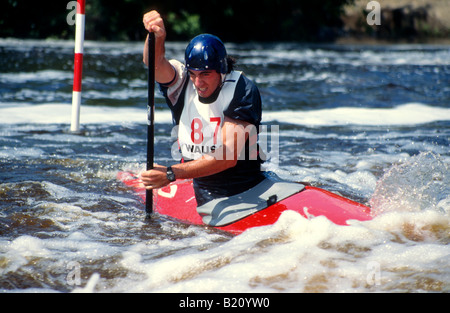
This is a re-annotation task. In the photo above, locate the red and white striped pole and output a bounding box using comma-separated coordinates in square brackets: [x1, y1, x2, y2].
[70, 0, 85, 133]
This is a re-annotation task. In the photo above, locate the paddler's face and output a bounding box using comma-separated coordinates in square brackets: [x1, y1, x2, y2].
[189, 70, 222, 98]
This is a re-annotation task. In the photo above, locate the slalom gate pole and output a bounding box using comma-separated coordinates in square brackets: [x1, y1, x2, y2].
[70, 0, 85, 133]
[145, 32, 156, 218]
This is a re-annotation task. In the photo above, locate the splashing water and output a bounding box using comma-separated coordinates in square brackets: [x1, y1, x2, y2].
[370, 152, 450, 216]
[1, 40, 449, 293]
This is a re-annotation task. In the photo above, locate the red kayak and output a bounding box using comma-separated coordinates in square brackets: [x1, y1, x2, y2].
[118, 171, 372, 234]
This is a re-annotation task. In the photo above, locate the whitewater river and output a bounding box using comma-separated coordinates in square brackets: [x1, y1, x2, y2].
[0, 39, 449, 293]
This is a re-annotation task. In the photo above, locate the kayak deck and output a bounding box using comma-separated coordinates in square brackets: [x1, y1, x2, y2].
[117, 171, 372, 234]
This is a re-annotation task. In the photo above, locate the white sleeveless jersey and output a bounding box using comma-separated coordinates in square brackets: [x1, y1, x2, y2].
[160, 59, 264, 206]
[178, 70, 242, 160]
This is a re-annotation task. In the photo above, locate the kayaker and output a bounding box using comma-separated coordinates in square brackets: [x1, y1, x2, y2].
[140, 10, 266, 206]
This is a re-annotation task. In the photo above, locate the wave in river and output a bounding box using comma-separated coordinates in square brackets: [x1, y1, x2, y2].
[0, 102, 448, 126]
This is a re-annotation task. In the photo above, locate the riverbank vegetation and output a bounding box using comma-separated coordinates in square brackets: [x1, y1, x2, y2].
[1, 0, 448, 42]
[0, 0, 357, 42]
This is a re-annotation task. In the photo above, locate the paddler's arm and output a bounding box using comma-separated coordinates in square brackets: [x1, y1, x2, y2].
[140, 117, 252, 190]
[143, 10, 177, 85]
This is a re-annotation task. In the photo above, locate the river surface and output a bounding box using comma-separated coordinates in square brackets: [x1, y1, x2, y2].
[0, 39, 449, 293]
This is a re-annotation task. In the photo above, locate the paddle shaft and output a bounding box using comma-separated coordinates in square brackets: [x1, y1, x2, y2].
[146, 32, 155, 218]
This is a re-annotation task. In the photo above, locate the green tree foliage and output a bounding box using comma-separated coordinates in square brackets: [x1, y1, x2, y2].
[2, 0, 72, 39]
[1, 0, 353, 42]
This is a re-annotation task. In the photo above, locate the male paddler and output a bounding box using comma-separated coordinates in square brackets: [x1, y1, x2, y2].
[140, 10, 267, 207]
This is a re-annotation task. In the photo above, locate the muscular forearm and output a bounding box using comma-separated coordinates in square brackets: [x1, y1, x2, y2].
[142, 10, 176, 84]
[172, 118, 250, 180]
[140, 157, 236, 190]
[172, 156, 237, 180]
[143, 34, 175, 84]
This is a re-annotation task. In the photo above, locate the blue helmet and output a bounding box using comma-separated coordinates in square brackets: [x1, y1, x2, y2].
[185, 34, 228, 74]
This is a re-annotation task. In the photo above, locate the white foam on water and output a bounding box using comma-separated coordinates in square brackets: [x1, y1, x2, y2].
[228, 44, 450, 67]
[102, 153, 449, 293]
[263, 103, 450, 126]
[0, 146, 46, 159]
[0, 70, 73, 84]
[0, 103, 448, 127]
[103, 208, 449, 293]
[370, 152, 450, 216]
[1, 168, 448, 293]
[1, 39, 448, 293]
[0, 103, 173, 125]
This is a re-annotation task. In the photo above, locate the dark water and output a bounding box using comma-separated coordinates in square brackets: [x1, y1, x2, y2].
[0, 39, 449, 293]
